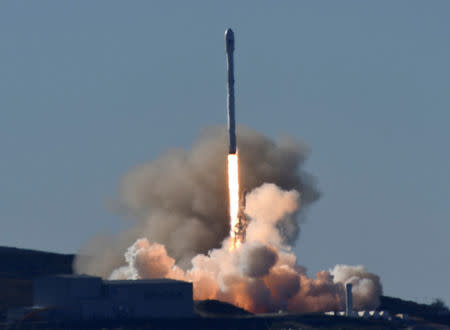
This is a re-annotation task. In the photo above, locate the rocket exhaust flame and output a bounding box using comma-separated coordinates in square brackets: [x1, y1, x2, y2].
[227, 153, 241, 249]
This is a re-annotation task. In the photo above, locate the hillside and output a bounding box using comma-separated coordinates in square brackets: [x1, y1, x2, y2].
[0, 246, 74, 279]
[194, 299, 252, 317]
[379, 295, 450, 326]
[0, 246, 74, 314]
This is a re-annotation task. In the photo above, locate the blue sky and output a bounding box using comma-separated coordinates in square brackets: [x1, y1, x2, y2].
[1, 1, 449, 305]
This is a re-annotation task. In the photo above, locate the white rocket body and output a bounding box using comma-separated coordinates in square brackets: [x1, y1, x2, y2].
[225, 29, 236, 154]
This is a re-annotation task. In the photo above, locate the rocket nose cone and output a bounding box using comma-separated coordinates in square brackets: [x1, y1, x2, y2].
[225, 28, 234, 52]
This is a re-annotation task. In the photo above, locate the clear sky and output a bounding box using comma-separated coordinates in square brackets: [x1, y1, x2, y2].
[1, 1, 449, 305]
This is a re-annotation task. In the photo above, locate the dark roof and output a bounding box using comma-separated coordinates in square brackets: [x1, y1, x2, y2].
[35, 275, 191, 286]
[37, 274, 102, 280]
[104, 278, 191, 285]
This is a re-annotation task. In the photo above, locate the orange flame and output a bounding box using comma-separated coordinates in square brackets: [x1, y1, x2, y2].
[227, 153, 241, 249]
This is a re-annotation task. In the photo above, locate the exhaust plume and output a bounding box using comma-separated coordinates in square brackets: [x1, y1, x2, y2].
[75, 126, 318, 274]
[75, 126, 382, 313]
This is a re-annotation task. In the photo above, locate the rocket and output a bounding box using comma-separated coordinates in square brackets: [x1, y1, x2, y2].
[225, 28, 237, 155]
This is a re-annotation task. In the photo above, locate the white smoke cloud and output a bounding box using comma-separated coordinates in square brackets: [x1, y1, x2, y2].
[107, 183, 382, 313]
[245, 183, 299, 247]
[75, 126, 382, 313]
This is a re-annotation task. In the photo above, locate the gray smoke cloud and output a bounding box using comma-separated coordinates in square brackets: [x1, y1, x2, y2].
[239, 243, 278, 278]
[75, 126, 382, 313]
[75, 126, 319, 276]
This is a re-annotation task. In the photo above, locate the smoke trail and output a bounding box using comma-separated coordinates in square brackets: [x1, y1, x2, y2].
[75, 126, 382, 313]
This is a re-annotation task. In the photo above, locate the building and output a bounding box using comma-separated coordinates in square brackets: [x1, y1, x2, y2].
[28, 274, 193, 321]
[103, 279, 194, 319]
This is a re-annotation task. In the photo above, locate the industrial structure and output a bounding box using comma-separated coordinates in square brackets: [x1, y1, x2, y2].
[345, 283, 353, 316]
[324, 282, 400, 321]
[10, 275, 193, 321]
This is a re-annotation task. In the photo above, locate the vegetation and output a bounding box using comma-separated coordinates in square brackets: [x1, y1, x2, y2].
[194, 299, 252, 317]
[380, 295, 450, 325]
